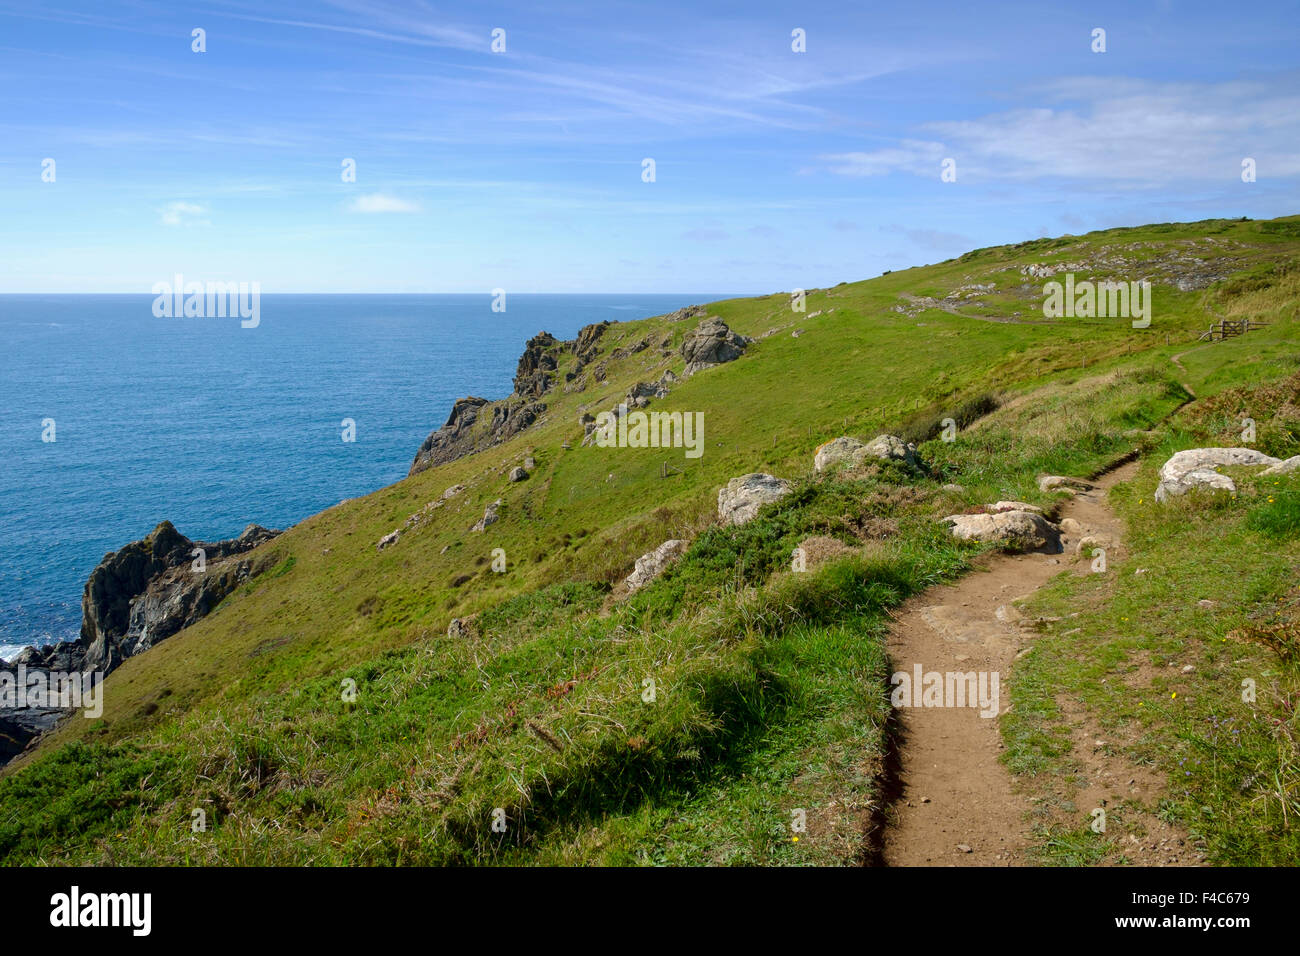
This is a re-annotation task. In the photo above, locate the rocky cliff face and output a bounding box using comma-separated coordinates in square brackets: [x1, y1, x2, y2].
[0, 520, 279, 762]
[513, 332, 560, 400]
[80, 521, 279, 672]
[14, 520, 279, 675]
[409, 396, 491, 474]
[74, 522, 277, 671]
[409, 322, 610, 476]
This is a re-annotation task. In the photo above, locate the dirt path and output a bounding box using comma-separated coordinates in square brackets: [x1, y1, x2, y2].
[881, 462, 1137, 866]
[1169, 345, 1210, 398]
[897, 293, 1058, 325]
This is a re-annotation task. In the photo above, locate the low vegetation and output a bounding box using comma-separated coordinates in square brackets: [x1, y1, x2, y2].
[2, 215, 1297, 865]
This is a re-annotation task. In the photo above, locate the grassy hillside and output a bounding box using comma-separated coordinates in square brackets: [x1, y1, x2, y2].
[2, 215, 1298, 865]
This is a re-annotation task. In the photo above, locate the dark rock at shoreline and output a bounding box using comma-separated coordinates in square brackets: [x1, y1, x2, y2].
[10, 521, 280, 676]
[0, 521, 278, 764]
[0, 706, 66, 762]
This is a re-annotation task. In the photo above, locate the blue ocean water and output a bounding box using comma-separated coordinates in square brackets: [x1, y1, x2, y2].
[0, 294, 720, 655]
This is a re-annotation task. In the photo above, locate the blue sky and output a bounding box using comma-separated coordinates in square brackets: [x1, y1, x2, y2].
[1, 0, 1297, 292]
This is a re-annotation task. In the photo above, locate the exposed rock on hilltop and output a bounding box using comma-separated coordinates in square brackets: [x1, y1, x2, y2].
[1019, 243, 1242, 291]
[665, 304, 707, 323]
[681, 317, 750, 376]
[409, 322, 611, 476]
[514, 332, 561, 400]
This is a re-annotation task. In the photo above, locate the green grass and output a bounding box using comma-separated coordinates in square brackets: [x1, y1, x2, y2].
[3, 214, 1299, 865]
[1005, 371, 1300, 866]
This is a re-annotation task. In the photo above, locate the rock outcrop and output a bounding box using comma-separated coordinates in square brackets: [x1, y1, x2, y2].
[73, 521, 279, 674]
[942, 510, 1062, 553]
[410, 323, 610, 475]
[681, 317, 750, 377]
[410, 397, 490, 474]
[572, 321, 609, 366]
[471, 499, 503, 532]
[0, 704, 67, 763]
[717, 474, 792, 526]
[624, 540, 688, 593]
[814, 434, 920, 472]
[990, 500, 1043, 514]
[410, 398, 546, 476]
[626, 380, 670, 408]
[514, 332, 560, 400]
[1, 520, 279, 761]
[665, 304, 707, 323]
[1154, 448, 1280, 501]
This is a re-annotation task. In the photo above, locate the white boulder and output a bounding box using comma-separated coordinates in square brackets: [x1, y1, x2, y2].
[1155, 448, 1279, 501]
[624, 540, 688, 593]
[942, 510, 1062, 553]
[814, 434, 919, 472]
[717, 473, 793, 526]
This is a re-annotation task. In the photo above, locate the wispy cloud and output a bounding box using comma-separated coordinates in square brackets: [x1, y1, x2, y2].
[159, 201, 209, 227]
[348, 193, 420, 213]
[820, 78, 1300, 186]
[216, 6, 483, 52]
[821, 140, 946, 178]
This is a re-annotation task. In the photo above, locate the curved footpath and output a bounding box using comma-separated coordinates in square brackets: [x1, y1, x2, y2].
[881, 460, 1199, 865]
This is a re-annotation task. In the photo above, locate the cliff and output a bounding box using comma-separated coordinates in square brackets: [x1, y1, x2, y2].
[408, 321, 611, 475]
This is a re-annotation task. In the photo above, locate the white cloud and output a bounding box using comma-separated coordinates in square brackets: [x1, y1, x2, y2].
[348, 193, 420, 213]
[159, 201, 209, 227]
[822, 140, 947, 177]
[821, 78, 1300, 186]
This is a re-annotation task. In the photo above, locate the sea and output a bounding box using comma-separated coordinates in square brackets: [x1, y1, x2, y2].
[0, 293, 723, 658]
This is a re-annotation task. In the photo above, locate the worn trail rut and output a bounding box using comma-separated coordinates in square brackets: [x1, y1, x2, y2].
[881, 462, 1137, 866]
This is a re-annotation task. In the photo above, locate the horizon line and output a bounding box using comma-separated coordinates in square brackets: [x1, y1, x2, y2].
[0, 290, 763, 297]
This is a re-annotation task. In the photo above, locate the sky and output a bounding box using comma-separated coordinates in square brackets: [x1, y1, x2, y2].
[0, 0, 1297, 293]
